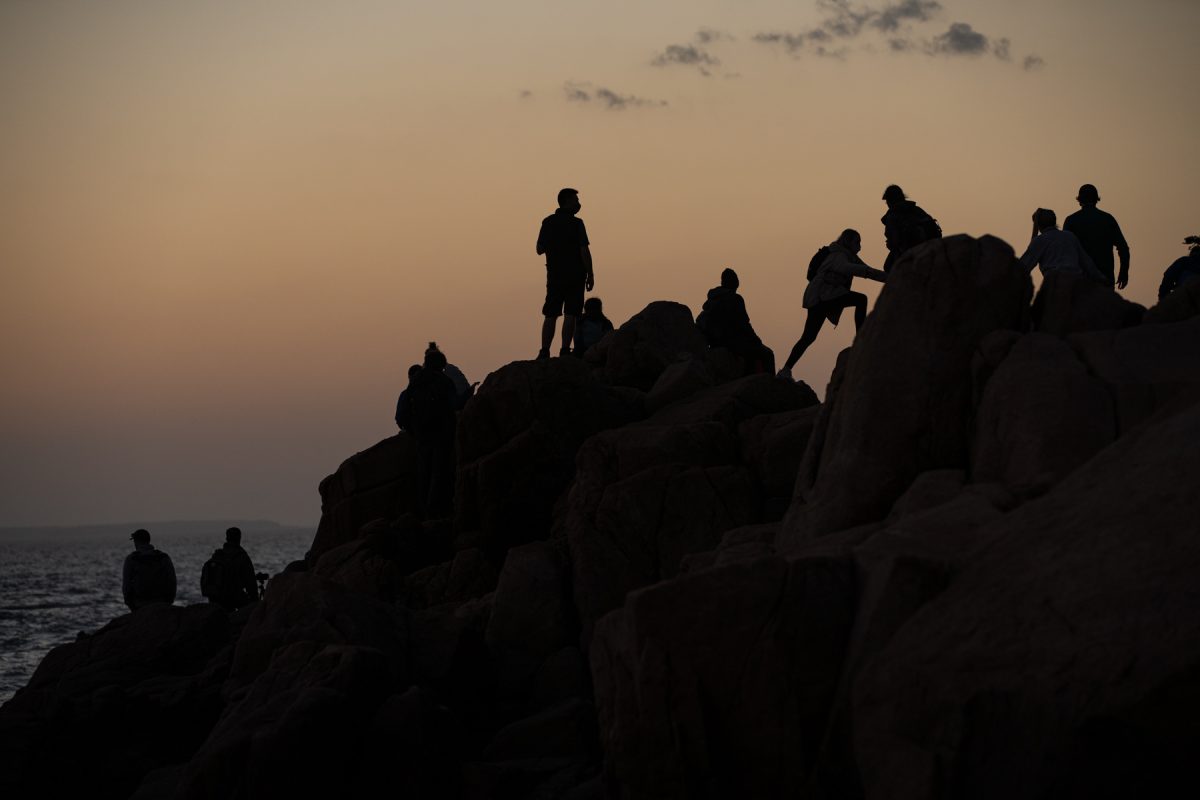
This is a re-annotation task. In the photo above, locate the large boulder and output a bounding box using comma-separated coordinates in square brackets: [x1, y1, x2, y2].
[1031, 270, 1144, 336]
[852, 397, 1200, 799]
[971, 332, 1116, 495]
[311, 434, 420, 559]
[454, 357, 642, 556]
[0, 604, 231, 800]
[590, 553, 857, 798]
[1143, 279, 1200, 325]
[782, 235, 1033, 546]
[595, 301, 709, 390]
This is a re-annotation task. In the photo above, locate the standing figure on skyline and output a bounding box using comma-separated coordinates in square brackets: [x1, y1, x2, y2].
[778, 229, 885, 380]
[1064, 183, 1131, 290]
[394, 363, 422, 431]
[122, 529, 177, 612]
[536, 187, 594, 359]
[1158, 236, 1200, 299]
[697, 268, 773, 375]
[407, 342, 458, 517]
[1020, 208, 1105, 282]
[880, 184, 942, 273]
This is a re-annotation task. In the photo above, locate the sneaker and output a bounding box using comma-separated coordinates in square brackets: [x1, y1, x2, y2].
[776, 367, 793, 381]
[536, 349, 550, 361]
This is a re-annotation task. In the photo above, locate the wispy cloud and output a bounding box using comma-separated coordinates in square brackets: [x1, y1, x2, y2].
[1023, 54, 1046, 71]
[752, 0, 1044, 68]
[652, 28, 735, 76]
[695, 27, 734, 45]
[563, 81, 667, 110]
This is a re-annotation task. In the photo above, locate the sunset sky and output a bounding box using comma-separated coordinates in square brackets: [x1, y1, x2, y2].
[2, 0, 1197, 528]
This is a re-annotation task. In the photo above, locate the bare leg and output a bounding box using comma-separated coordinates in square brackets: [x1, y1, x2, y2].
[560, 315, 577, 353]
[540, 316, 557, 355]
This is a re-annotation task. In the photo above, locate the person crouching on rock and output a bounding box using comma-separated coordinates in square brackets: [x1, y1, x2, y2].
[778, 229, 885, 380]
[696, 268, 773, 376]
[122, 529, 177, 611]
[408, 343, 458, 517]
[573, 296, 614, 358]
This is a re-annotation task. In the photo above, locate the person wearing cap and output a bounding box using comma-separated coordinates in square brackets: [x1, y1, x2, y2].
[1064, 184, 1131, 290]
[121, 529, 177, 611]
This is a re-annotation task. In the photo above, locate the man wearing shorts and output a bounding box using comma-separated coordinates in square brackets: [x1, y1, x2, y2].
[536, 187, 594, 358]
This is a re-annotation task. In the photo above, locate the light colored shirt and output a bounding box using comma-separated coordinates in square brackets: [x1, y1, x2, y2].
[1020, 227, 1099, 279]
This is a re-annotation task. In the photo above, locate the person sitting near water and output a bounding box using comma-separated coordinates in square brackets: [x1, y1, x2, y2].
[697, 268, 773, 375]
[122, 529, 177, 611]
[573, 296, 614, 357]
[200, 527, 259, 611]
[1158, 235, 1200, 299]
[777, 229, 885, 380]
[1020, 208, 1106, 283]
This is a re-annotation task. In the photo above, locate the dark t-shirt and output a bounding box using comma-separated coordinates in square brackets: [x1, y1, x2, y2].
[537, 209, 589, 282]
[1064, 205, 1129, 284]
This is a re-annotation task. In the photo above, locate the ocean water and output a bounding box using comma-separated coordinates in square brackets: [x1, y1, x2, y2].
[0, 523, 313, 707]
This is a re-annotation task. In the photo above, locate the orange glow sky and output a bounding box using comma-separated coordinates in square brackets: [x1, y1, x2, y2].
[2, 0, 1197, 527]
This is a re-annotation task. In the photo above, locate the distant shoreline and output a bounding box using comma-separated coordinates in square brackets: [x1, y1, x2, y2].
[0, 520, 315, 539]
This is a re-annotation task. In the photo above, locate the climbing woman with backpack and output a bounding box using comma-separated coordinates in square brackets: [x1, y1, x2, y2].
[777, 229, 886, 380]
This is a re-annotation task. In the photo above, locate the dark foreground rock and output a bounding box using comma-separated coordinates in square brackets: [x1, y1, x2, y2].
[4, 235, 1199, 799]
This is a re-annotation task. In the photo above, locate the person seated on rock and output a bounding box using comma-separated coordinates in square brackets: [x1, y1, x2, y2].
[573, 296, 614, 357]
[407, 343, 458, 517]
[696, 268, 772, 375]
[881, 184, 942, 273]
[1021, 208, 1107, 283]
[122, 529, 177, 611]
[1158, 235, 1200, 299]
[778, 229, 885, 380]
[200, 527, 260, 611]
[394, 363, 422, 431]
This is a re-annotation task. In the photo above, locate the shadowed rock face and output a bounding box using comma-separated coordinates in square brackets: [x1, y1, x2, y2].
[5, 235, 1200, 800]
[782, 235, 1032, 546]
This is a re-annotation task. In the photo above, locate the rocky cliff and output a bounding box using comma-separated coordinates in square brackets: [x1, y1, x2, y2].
[3, 236, 1199, 799]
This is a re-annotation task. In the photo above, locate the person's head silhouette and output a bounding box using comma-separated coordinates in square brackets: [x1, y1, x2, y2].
[882, 185, 906, 207]
[1076, 184, 1100, 207]
[720, 268, 739, 291]
[226, 527, 242, 545]
[557, 187, 581, 214]
[1033, 208, 1057, 232]
[837, 228, 862, 254]
[583, 297, 604, 316]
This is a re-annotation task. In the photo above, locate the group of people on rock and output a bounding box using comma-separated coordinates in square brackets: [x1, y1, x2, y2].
[391, 182, 1196, 519]
[121, 526, 261, 613]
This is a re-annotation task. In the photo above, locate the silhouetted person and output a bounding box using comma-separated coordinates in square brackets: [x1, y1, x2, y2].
[697, 268, 772, 375]
[1021, 208, 1105, 282]
[200, 527, 259, 611]
[1064, 183, 1131, 289]
[881, 184, 941, 273]
[1159, 236, 1200, 299]
[395, 363, 422, 431]
[122, 529, 176, 611]
[573, 296, 614, 357]
[536, 187, 594, 358]
[407, 342, 457, 516]
[778, 229, 885, 379]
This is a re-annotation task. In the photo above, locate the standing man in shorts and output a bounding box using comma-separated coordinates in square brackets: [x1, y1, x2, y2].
[536, 187, 594, 359]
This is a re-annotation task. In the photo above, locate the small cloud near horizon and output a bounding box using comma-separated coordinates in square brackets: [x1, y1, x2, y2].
[563, 81, 667, 110]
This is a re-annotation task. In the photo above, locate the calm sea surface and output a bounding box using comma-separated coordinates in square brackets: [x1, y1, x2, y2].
[0, 523, 313, 706]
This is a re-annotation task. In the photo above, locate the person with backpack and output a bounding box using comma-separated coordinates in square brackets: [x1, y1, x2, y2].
[697, 268, 773, 375]
[881, 184, 942, 273]
[407, 342, 458, 517]
[200, 526, 259, 611]
[573, 296, 614, 357]
[122, 529, 177, 611]
[777, 229, 886, 380]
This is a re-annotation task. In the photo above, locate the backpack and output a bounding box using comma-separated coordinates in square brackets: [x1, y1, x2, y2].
[807, 246, 832, 281]
[200, 548, 230, 602]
